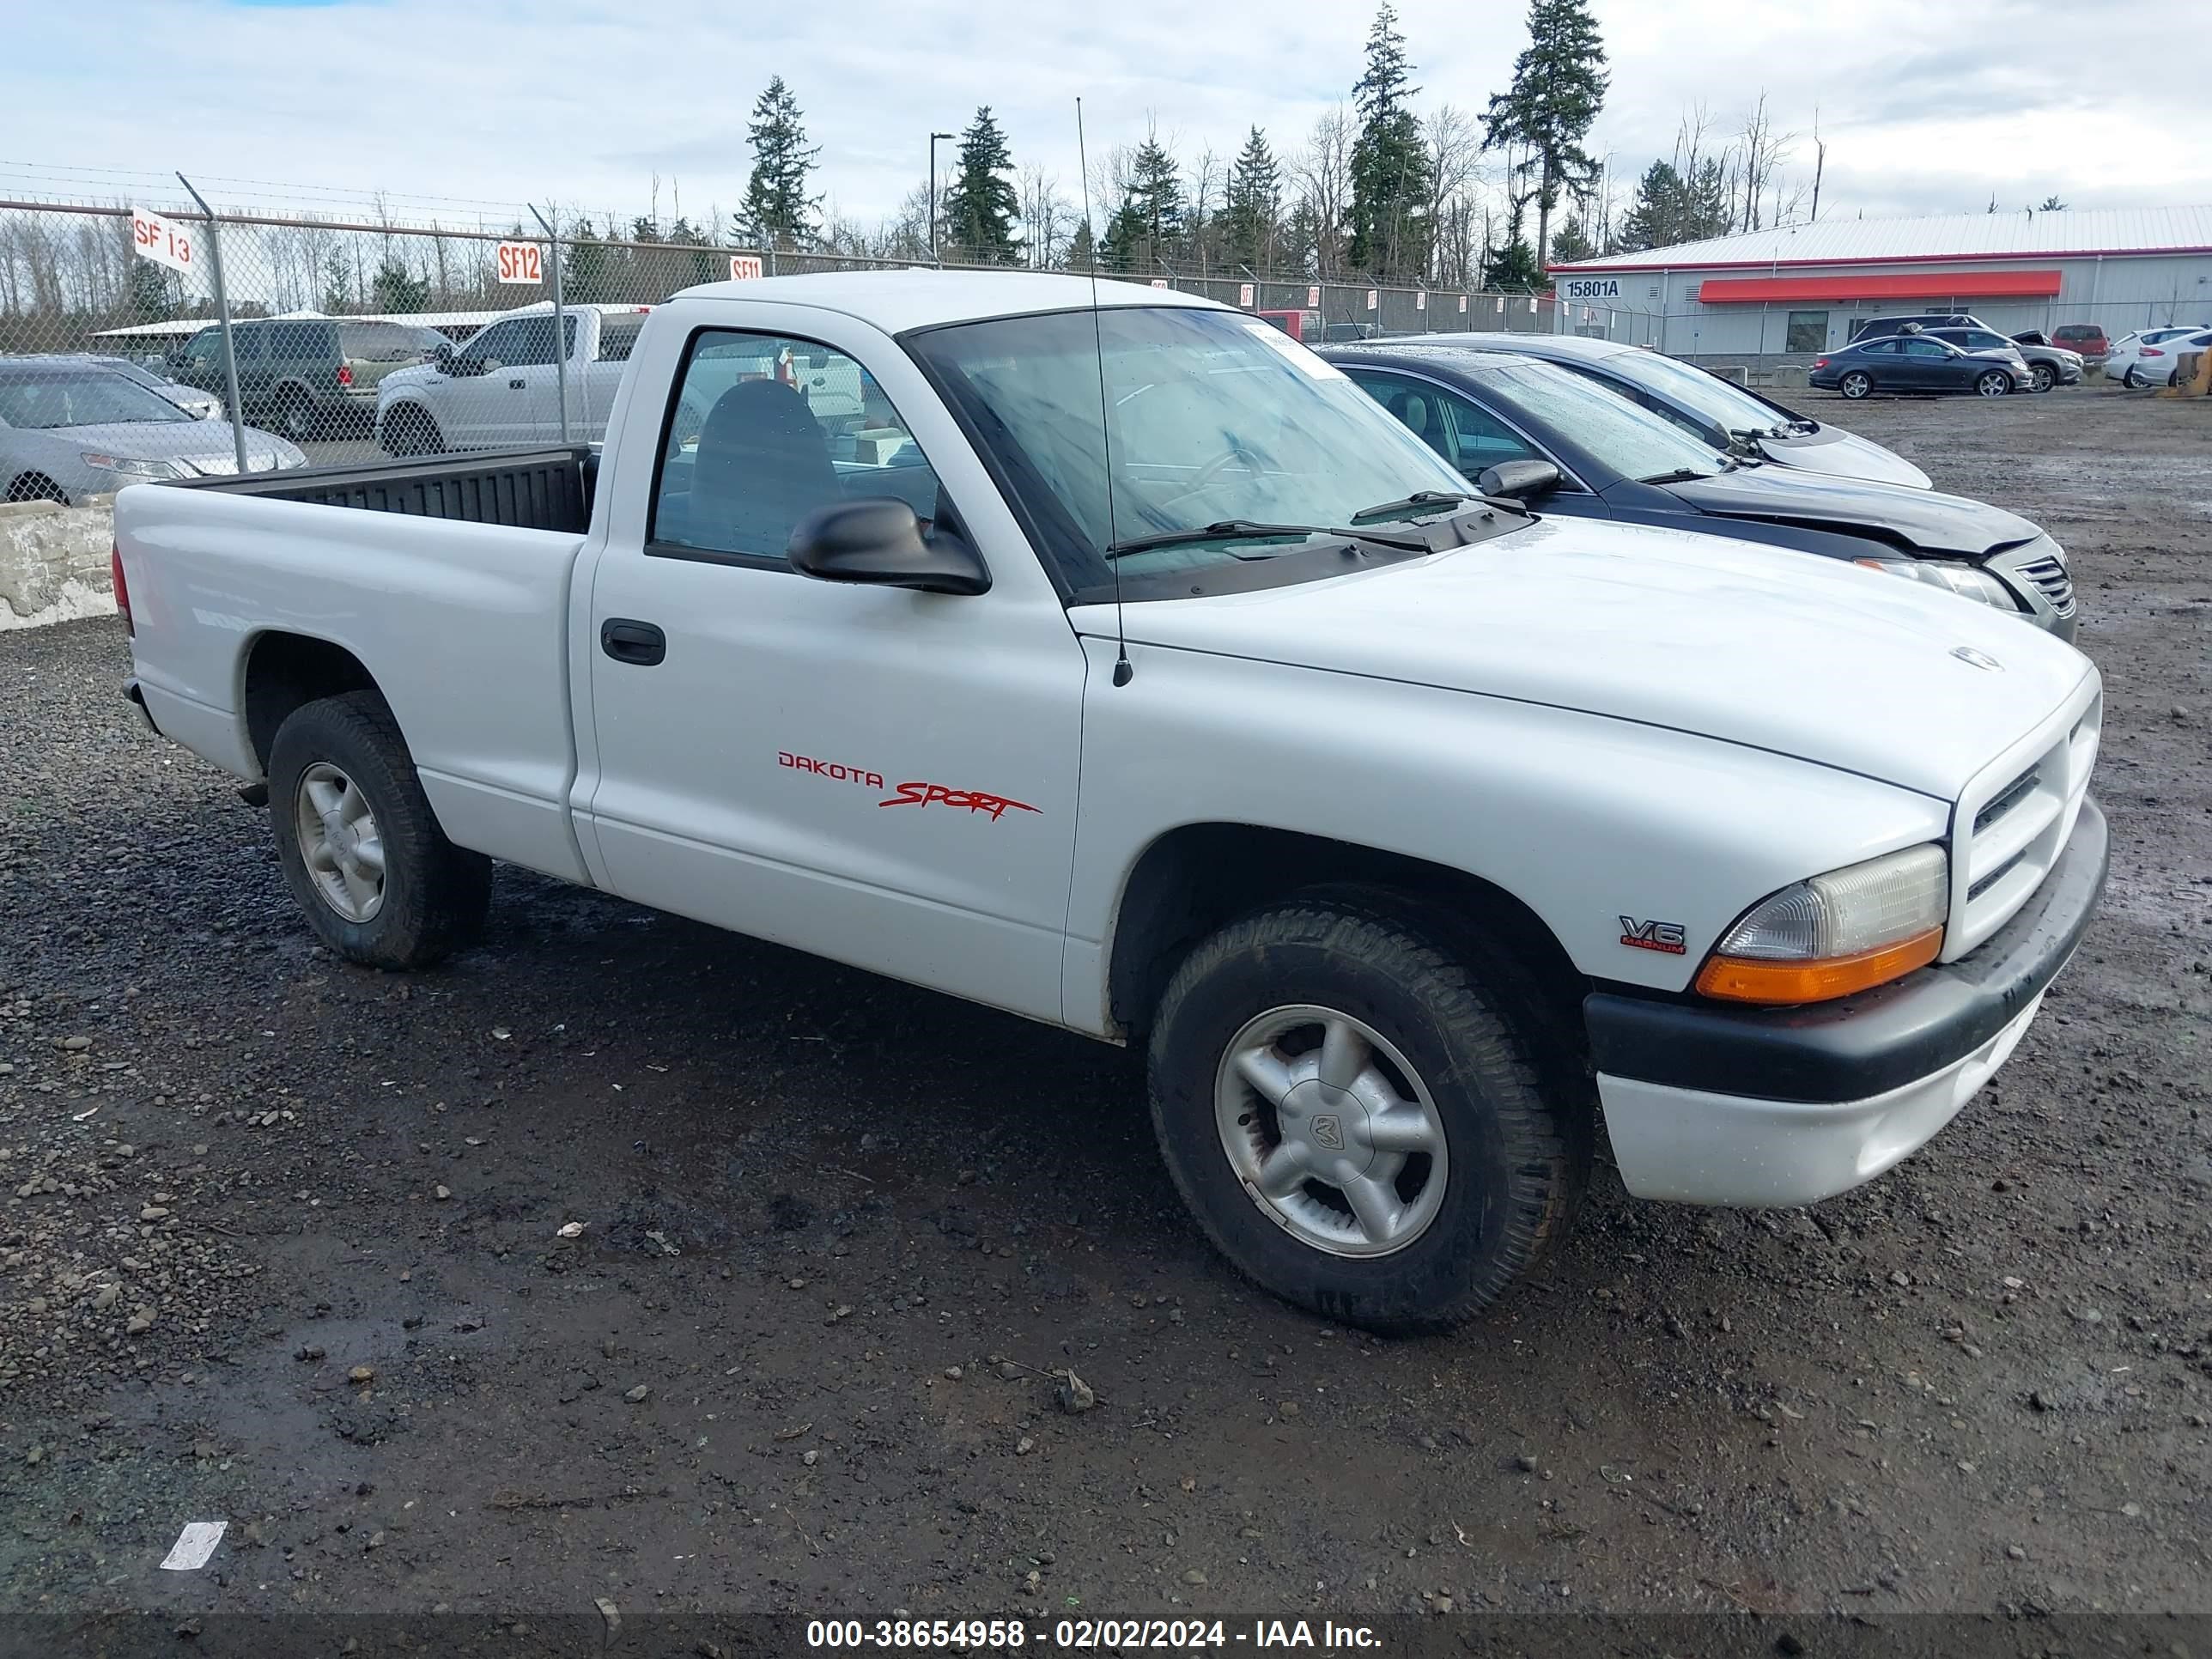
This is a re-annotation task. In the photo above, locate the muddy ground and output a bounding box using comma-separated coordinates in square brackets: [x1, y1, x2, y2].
[1, 386, 2207, 1641]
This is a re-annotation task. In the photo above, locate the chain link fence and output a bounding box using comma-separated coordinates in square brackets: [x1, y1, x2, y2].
[0, 197, 1557, 489]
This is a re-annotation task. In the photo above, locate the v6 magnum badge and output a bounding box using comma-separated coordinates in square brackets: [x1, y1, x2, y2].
[1619, 916, 1686, 956]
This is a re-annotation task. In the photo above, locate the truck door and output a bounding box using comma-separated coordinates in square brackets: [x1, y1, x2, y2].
[442, 315, 561, 447]
[579, 315, 1087, 1026]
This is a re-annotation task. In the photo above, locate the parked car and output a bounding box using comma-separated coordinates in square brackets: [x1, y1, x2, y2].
[374, 303, 651, 454]
[1810, 335, 2029, 398]
[87, 355, 225, 420]
[168, 317, 455, 441]
[1326, 343, 2077, 637]
[2050, 324, 2109, 361]
[115, 272, 2107, 1334]
[1409, 331, 1933, 488]
[1320, 321, 1381, 343]
[0, 358, 304, 504]
[2105, 325, 2212, 388]
[1850, 312, 1980, 341]
[1255, 308, 1316, 343]
[1921, 327, 2081, 392]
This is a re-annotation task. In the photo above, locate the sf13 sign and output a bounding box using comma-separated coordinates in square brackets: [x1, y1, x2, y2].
[495, 241, 544, 285]
[728, 254, 763, 280]
[131, 207, 195, 276]
[1560, 276, 1622, 301]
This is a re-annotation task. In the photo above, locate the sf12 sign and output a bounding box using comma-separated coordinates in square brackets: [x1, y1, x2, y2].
[495, 241, 544, 285]
[131, 207, 195, 276]
[728, 254, 763, 280]
[1559, 276, 1622, 301]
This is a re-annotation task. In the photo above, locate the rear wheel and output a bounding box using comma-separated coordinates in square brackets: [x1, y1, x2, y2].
[1146, 894, 1586, 1334]
[268, 691, 490, 969]
[275, 388, 319, 443]
[1975, 370, 2011, 398]
[1838, 370, 1872, 400]
[2031, 363, 2055, 393]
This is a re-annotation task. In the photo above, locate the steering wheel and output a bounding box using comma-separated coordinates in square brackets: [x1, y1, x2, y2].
[1155, 441, 1267, 514]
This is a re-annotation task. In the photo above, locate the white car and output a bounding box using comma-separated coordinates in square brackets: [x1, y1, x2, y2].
[116, 272, 2107, 1334]
[2105, 325, 2210, 388]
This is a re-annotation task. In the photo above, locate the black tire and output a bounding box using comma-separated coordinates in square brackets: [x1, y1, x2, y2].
[1974, 370, 2011, 398]
[267, 690, 490, 969]
[4, 471, 67, 504]
[2031, 364, 2055, 393]
[1146, 893, 1587, 1334]
[382, 407, 444, 458]
[1838, 370, 1872, 400]
[275, 388, 319, 443]
[2123, 367, 2146, 389]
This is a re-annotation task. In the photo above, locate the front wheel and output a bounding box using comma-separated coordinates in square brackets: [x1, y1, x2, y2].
[1146, 896, 1586, 1334]
[1838, 371, 1872, 400]
[2123, 367, 2147, 389]
[1975, 370, 2012, 398]
[268, 691, 490, 969]
[2031, 364, 2055, 393]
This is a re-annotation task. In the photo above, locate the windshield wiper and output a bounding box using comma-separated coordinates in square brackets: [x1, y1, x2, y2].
[1348, 489, 1481, 525]
[1636, 468, 1717, 485]
[1105, 519, 1429, 557]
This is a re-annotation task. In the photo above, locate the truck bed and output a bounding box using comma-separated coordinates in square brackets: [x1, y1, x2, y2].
[168, 446, 594, 534]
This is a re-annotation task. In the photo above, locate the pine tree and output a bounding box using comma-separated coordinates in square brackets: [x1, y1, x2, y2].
[1348, 3, 1433, 282]
[939, 106, 1023, 264]
[1103, 137, 1187, 270]
[564, 226, 614, 302]
[370, 258, 429, 313]
[1482, 0, 1608, 267]
[128, 258, 177, 323]
[1219, 126, 1282, 272]
[1068, 218, 1097, 271]
[1547, 214, 1596, 264]
[738, 76, 821, 249]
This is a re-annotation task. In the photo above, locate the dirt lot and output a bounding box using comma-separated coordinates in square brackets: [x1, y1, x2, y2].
[1, 385, 2207, 1642]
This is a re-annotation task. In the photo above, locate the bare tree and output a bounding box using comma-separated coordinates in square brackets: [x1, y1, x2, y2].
[1186, 147, 1226, 275]
[1290, 105, 1354, 278]
[1018, 164, 1071, 269]
[1424, 106, 1483, 283]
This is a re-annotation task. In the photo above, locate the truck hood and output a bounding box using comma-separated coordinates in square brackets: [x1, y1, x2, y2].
[1658, 465, 2042, 557]
[1750, 422, 1931, 489]
[376, 363, 440, 401]
[1080, 516, 2092, 801]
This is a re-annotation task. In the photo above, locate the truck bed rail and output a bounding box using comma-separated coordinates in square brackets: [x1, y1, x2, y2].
[164, 447, 594, 534]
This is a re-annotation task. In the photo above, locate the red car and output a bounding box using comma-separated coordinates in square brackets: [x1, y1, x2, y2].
[2051, 323, 2109, 360]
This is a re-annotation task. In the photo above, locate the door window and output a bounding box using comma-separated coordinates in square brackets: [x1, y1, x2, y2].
[651, 330, 943, 561]
[466, 315, 575, 370]
[266, 322, 329, 362]
[1784, 311, 1827, 353]
[1900, 340, 1952, 360]
[1346, 371, 1541, 475]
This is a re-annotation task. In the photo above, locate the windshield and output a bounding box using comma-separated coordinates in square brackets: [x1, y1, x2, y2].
[908, 306, 1472, 588]
[1601, 348, 1796, 435]
[0, 368, 195, 428]
[1480, 362, 1729, 482]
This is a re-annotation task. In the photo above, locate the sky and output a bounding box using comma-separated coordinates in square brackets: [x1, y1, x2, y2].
[5, 0, 2209, 239]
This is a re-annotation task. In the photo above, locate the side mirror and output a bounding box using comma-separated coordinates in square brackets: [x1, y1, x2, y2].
[787, 498, 990, 596]
[1476, 459, 1562, 500]
[431, 342, 454, 370]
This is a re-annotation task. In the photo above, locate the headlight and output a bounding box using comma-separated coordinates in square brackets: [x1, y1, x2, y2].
[1695, 843, 1948, 1005]
[1859, 558, 2023, 612]
[81, 453, 183, 481]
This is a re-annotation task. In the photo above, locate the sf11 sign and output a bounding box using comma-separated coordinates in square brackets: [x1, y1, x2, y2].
[131, 207, 196, 276]
[728, 254, 763, 280]
[495, 241, 544, 285]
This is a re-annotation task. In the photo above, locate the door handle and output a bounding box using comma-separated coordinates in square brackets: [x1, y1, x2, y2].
[599, 618, 665, 666]
[508, 377, 527, 390]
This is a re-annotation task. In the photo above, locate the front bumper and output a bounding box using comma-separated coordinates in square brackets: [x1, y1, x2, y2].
[1585, 797, 2108, 1206]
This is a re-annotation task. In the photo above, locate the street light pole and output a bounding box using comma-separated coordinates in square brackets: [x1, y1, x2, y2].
[928, 131, 955, 264]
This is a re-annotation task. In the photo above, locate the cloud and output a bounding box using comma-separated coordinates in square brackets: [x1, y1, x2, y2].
[4, 0, 2206, 236]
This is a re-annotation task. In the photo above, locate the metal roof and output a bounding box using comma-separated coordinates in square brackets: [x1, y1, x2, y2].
[1550, 206, 2212, 273]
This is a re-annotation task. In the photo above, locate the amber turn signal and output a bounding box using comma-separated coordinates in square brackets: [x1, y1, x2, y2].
[1693, 926, 1943, 1006]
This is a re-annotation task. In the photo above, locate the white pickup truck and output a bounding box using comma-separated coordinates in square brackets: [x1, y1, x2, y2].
[115, 272, 2107, 1332]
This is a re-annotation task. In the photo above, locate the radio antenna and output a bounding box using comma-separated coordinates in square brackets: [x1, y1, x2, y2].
[1077, 96, 1132, 688]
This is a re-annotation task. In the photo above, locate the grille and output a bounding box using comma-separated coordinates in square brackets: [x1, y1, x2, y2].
[1948, 686, 2100, 958]
[2013, 556, 2075, 616]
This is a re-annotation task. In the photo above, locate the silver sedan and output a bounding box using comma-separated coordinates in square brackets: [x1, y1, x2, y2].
[1, 360, 305, 504]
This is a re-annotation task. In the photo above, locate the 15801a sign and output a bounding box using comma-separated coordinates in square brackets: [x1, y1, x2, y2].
[1560, 276, 1622, 301]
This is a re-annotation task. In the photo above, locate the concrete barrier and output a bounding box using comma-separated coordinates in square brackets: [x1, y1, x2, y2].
[0, 496, 116, 630]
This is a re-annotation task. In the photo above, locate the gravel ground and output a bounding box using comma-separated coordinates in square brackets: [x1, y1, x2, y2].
[1, 386, 2207, 1635]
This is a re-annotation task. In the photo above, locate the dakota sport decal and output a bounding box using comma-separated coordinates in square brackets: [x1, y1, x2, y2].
[779, 751, 1039, 823]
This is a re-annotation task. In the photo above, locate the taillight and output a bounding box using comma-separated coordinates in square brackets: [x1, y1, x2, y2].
[1814, 356, 1829, 368]
[111, 543, 131, 636]
[337, 364, 355, 386]
[2141, 347, 2165, 357]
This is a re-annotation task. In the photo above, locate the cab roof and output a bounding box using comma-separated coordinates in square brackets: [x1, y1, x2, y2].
[669, 269, 1219, 334]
